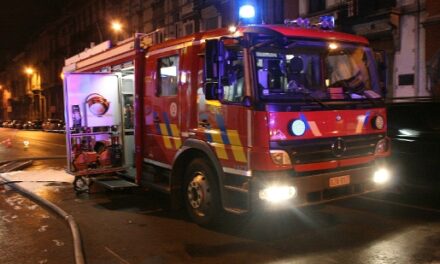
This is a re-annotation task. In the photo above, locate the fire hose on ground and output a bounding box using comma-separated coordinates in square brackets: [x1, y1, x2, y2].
[0, 156, 85, 264]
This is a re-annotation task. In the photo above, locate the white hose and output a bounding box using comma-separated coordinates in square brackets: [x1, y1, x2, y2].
[0, 175, 85, 264]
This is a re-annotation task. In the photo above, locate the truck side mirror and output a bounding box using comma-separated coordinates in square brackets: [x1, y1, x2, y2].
[204, 39, 225, 100]
[204, 82, 220, 100]
[374, 49, 387, 96]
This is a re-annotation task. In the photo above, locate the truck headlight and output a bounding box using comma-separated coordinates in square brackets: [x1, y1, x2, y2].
[373, 168, 391, 184]
[259, 185, 297, 203]
[270, 150, 291, 165]
[371, 115, 385, 130]
[290, 119, 306, 136]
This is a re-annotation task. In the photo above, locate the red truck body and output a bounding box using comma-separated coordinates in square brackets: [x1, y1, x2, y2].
[64, 23, 391, 224]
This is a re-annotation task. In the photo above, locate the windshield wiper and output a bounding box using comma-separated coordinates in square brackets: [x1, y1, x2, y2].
[290, 88, 330, 109]
[346, 90, 382, 107]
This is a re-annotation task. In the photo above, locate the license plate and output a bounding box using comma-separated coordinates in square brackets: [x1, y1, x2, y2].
[329, 175, 350, 188]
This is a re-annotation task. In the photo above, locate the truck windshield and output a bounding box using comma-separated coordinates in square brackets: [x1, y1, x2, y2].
[254, 40, 382, 101]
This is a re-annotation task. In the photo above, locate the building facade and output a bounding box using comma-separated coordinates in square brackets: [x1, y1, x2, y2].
[0, 0, 299, 121]
[298, 0, 431, 98]
[424, 0, 440, 98]
[1, 0, 436, 121]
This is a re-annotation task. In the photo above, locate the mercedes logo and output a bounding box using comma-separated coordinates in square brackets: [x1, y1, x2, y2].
[331, 138, 346, 157]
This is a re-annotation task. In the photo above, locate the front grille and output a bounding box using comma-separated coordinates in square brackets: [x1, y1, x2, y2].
[272, 134, 384, 164]
[305, 182, 375, 204]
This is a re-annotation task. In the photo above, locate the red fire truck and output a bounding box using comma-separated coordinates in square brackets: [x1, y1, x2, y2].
[63, 15, 391, 225]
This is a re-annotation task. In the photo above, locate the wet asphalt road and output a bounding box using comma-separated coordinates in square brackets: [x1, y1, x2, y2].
[1, 128, 440, 264]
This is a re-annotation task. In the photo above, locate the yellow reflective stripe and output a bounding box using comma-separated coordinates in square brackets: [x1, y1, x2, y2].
[206, 100, 221, 106]
[212, 143, 228, 160]
[162, 136, 173, 149]
[159, 123, 173, 149]
[170, 124, 181, 149]
[173, 138, 182, 149]
[159, 123, 169, 136]
[208, 129, 248, 162]
[210, 129, 223, 144]
[227, 130, 242, 146]
[207, 130, 228, 159]
[231, 145, 247, 163]
[170, 124, 180, 136]
[356, 115, 366, 133]
[227, 130, 247, 162]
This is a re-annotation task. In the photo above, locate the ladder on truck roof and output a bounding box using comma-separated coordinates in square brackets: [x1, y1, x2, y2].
[63, 31, 157, 73]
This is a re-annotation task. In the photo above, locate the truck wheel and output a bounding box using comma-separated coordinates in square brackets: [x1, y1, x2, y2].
[184, 158, 221, 226]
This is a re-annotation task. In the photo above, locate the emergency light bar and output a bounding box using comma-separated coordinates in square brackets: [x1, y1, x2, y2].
[284, 18, 311, 28]
[284, 15, 335, 30]
[319, 16, 335, 30]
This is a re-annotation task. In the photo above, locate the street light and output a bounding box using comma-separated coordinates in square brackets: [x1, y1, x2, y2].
[110, 20, 125, 42]
[111, 21, 123, 33]
[24, 67, 34, 75]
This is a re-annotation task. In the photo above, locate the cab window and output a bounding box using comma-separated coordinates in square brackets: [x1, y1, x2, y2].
[222, 49, 244, 103]
[157, 55, 179, 96]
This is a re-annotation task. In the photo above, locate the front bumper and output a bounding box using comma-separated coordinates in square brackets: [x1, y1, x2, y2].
[250, 164, 387, 210]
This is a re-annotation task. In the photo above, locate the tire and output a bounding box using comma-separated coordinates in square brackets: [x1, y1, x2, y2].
[183, 158, 221, 226]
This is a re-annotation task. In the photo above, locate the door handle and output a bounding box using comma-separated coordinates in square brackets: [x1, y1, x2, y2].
[198, 119, 210, 128]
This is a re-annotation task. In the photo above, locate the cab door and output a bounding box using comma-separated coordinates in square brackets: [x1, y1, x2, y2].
[144, 52, 182, 167]
[194, 43, 250, 174]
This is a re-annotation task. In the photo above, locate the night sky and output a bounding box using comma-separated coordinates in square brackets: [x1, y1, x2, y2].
[0, 0, 70, 70]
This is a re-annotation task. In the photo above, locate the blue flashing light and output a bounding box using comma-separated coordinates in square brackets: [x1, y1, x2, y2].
[319, 16, 335, 30]
[239, 4, 256, 19]
[290, 119, 306, 136]
[284, 17, 311, 28]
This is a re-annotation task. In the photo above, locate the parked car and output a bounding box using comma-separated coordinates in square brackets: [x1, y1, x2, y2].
[14, 120, 24, 129]
[22, 120, 33, 130]
[2, 120, 11, 127]
[43, 119, 64, 132]
[7, 120, 18, 128]
[32, 120, 43, 130]
[386, 98, 440, 190]
[23, 120, 43, 130]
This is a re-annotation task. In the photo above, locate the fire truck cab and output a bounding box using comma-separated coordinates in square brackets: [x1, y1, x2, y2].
[63, 15, 391, 225]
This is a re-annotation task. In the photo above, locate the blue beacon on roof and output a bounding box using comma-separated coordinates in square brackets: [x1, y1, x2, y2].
[239, 4, 256, 19]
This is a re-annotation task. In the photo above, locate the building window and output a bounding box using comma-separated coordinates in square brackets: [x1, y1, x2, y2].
[308, 0, 325, 13]
[184, 21, 194, 35]
[204, 16, 219, 30]
[346, 0, 358, 17]
[153, 28, 165, 44]
[157, 55, 179, 96]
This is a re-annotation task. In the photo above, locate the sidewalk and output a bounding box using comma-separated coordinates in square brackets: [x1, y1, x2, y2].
[0, 169, 73, 198]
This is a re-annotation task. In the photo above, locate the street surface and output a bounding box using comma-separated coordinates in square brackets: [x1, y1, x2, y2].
[1, 128, 440, 264]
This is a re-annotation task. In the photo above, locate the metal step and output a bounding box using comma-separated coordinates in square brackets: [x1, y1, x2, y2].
[116, 167, 136, 180]
[92, 177, 138, 190]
